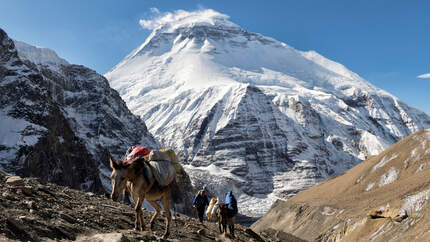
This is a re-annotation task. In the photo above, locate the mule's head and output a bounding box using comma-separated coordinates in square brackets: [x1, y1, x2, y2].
[109, 157, 130, 201]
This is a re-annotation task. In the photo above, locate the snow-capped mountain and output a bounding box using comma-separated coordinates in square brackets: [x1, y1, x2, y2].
[105, 9, 430, 216]
[0, 28, 159, 193]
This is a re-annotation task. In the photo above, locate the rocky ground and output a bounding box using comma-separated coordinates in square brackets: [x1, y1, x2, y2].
[0, 171, 305, 242]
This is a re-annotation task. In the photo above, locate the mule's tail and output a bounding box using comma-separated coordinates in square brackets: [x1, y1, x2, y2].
[170, 178, 182, 205]
[170, 178, 182, 226]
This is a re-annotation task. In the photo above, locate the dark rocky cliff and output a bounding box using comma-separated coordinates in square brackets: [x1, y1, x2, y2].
[0, 28, 102, 193]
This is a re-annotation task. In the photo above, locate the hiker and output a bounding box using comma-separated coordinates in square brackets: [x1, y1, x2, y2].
[193, 188, 209, 222]
[225, 191, 238, 218]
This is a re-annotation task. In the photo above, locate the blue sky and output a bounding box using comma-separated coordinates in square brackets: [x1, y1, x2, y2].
[1, 0, 429, 115]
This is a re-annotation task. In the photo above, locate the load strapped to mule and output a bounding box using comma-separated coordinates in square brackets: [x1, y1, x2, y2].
[124, 146, 182, 187]
[125, 146, 150, 161]
[206, 197, 218, 220]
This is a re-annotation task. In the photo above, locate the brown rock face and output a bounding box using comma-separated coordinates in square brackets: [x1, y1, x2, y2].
[252, 130, 430, 242]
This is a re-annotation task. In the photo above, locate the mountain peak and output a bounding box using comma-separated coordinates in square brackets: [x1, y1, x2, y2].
[139, 9, 240, 33]
[108, 8, 373, 94]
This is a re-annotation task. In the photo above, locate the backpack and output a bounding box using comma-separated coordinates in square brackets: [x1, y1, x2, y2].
[225, 191, 238, 215]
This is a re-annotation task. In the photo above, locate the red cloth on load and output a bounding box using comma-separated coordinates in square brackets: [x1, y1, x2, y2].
[126, 146, 150, 161]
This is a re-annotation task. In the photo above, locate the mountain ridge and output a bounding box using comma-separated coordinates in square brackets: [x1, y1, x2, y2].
[13, 40, 69, 67]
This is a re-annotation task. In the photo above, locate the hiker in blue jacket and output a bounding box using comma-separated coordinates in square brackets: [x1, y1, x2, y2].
[225, 191, 238, 218]
[193, 189, 209, 222]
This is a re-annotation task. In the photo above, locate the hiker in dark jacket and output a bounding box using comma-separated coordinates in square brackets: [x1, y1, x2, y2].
[225, 191, 238, 218]
[193, 189, 209, 222]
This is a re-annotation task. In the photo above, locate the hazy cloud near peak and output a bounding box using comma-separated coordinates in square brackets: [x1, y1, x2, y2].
[139, 9, 230, 30]
[417, 73, 430, 79]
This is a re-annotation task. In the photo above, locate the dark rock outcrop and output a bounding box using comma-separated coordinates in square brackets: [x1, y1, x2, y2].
[0, 28, 102, 193]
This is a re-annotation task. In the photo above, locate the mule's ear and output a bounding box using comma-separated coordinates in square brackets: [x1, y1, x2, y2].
[109, 157, 114, 169]
[110, 157, 119, 169]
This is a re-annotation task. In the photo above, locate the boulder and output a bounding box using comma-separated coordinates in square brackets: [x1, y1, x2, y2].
[76, 232, 128, 242]
[197, 228, 206, 236]
[244, 228, 264, 242]
[393, 209, 408, 222]
[6, 176, 24, 186]
[18, 186, 34, 196]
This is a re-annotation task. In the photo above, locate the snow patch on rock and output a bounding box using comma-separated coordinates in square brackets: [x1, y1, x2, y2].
[358, 131, 389, 159]
[372, 154, 399, 172]
[401, 189, 430, 214]
[378, 167, 399, 187]
[416, 162, 429, 174]
[366, 182, 375, 192]
[0, 110, 47, 165]
[411, 148, 419, 158]
[321, 206, 337, 216]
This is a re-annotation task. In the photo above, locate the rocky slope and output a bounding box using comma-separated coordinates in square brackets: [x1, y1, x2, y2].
[105, 9, 430, 216]
[252, 129, 430, 241]
[0, 171, 305, 242]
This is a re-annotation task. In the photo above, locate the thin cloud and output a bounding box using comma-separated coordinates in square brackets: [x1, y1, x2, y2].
[196, 4, 206, 10]
[417, 73, 430, 79]
[150, 7, 160, 14]
[138, 9, 230, 30]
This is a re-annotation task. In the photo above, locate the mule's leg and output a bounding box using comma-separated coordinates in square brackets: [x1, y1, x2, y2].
[135, 195, 145, 231]
[161, 193, 172, 239]
[138, 207, 145, 231]
[217, 212, 223, 233]
[128, 183, 142, 231]
[135, 188, 146, 230]
[134, 199, 141, 231]
[147, 200, 162, 231]
[129, 183, 138, 205]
